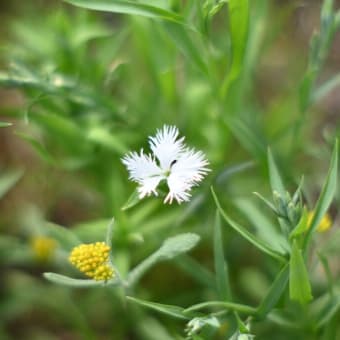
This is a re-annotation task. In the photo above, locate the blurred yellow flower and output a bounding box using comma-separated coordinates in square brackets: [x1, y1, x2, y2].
[307, 211, 332, 232]
[31, 236, 57, 262]
[69, 242, 114, 281]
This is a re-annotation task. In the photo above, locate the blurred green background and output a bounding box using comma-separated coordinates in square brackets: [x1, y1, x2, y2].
[0, 0, 339, 339]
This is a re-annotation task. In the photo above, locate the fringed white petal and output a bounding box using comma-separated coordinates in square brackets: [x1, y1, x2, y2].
[122, 151, 164, 198]
[170, 148, 210, 186]
[149, 125, 185, 170]
[164, 173, 192, 204]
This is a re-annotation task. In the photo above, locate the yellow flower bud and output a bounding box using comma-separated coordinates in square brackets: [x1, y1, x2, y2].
[307, 211, 332, 233]
[31, 237, 57, 262]
[69, 242, 114, 281]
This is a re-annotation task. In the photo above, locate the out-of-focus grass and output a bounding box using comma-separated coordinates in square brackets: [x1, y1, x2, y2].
[0, 0, 339, 339]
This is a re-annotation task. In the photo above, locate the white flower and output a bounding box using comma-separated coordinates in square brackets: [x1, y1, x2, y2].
[122, 125, 210, 204]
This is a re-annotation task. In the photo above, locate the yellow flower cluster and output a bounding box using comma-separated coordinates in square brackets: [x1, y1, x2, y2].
[69, 242, 114, 281]
[31, 237, 57, 262]
[307, 211, 332, 233]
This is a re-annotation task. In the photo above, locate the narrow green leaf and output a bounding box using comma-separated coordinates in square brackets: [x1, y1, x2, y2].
[235, 198, 289, 253]
[290, 207, 309, 239]
[121, 189, 142, 211]
[183, 301, 257, 316]
[162, 22, 208, 75]
[318, 252, 334, 297]
[304, 139, 338, 250]
[44, 272, 117, 287]
[257, 263, 289, 318]
[224, 116, 267, 161]
[253, 192, 277, 213]
[0, 169, 24, 199]
[211, 187, 285, 263]
[63, 0, 184, 24]
[214, 211, 231, 300]
[268, 148, 286, 197]
[221, 0, 249, 97]
[126, 296, 189, 320]
[289, 240, 313, 304]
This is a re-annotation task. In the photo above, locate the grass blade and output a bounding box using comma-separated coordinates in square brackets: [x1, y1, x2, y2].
[214, 211, 231, 300]
[221, 0, 249, 97]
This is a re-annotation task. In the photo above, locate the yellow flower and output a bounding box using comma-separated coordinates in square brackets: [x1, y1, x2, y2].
[307, 211, 332, 233]
[31, 237, 57, 262]
[69, 242, 114, 281]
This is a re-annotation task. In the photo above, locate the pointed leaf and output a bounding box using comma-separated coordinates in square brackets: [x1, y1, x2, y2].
[183, 301, 257, 316]
[126, 296, 189, 320]
[44, 272, 118, 287]
[289, 240, 313, 304]
[221, 0, 249, 96]
[214, 211, 231, 300]
[290, 207, 309, 239]
[257, 263, 289, 318]
[162, 22, 208, 75]
[0, 169, 24, 199]
[127, 233, 200, 286]
[155, 233, 200, 260]
[268, 148, 286, 197]
[211, 187, 285, 263]
[121, 189, 142, 211]
[15, 131, 54, 164]
[304, 139, 338, 249]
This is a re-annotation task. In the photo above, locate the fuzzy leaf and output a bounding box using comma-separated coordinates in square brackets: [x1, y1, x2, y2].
[44, 272, 118, 287]
[127, 233, 200, 286]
